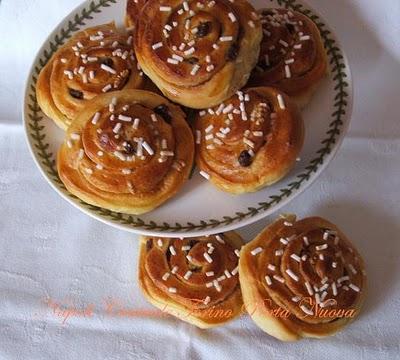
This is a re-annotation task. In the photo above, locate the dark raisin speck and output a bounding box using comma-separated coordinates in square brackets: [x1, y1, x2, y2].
[69, 88, 83, 99]
[123, 141, 136, 154]
[286, 23, 296, 34]
[100, 57, 114, 67]
[154, 104, 172, 123]
[197, 22, 211, 37]
[226, 43, 239, 61]
[186, 57, 199, 64]
[238, 150, 252, 167]
[262, 10, 274, 16]
[146, 239, 153, 251]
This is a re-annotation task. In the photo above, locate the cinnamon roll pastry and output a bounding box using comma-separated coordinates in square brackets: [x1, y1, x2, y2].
[57, 89, 194, 214]
[239, 215, 367, 341]
[194, 87, 304, 194]
[134, 0, 262, 108]
[248, 8, 328, 108]
[125, 0, 149, 29]
[37, 23, 144, 130]
[138, 232, 244, 328]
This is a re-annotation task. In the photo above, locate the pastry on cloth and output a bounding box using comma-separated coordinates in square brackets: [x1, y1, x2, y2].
[248, 8, 328, 108]
[138, 232, 244, 328]
[57, 89, 194, 214]
[239, 215, 367, 341]
[37, 22, 144, 130]
[134, 0, 262, 108]
[194, 87, 304, 194]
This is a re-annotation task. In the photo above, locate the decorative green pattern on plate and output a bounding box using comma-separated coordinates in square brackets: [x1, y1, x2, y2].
[26, 0, 349, 232]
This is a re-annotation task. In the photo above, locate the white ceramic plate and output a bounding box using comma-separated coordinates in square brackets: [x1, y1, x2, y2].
[23, 0, 352, 237]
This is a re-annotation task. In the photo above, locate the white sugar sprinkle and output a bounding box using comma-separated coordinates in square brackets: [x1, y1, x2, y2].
[101, 64, 116, 74]
[169, 245, 176, 256]
[190, 64, 200, 75]
[203, 296, 211, 305]
[277, 94, 286, 109]
[285, 269, 299, 281]
[206, 271, 214, 277]
[285, 65, 291, 78]
[152, 42, 163, 50]
[251, 247, 263, 256]
[160, 6, 172, 11]
[267, 264, 276, 271]
[279, 39, 289, 47]
[102, 84, 112, 92]
[184, 271, 192, 280]
[168, 287, 177, 293]
[215, 235, 225, 244]
[265, 275, 272, 286]
[280, 238, 288, 245]
[228, 12, 237, 22]
[300, 35, 311, 41]
[118, 114, 132, 122]
[273, 275, 285, 283]
[316, 244, 328, 251]
[196, 130, 201, 144]
[332, 282, 338, 296]
[199, 170, 210, 180]
[162, 272, 170, 281]
[349, 264, 357, 274]
[275, 249, 283, 256]
[113, 123, 122, 133]
[290, 254, 301, 262]
[203, 252, 213, 263]
[305, 281, 314, 295]
[219, 36, 233, 42]
[349, 283, 360, 292]
[78, 149, 84, 160]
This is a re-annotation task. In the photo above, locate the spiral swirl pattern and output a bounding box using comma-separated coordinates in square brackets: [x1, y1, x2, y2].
[138, 232, 243, 328]
[194, 87, 304, 193]
[239, 216, 366, 340]
[57, 89, 194, 214]
[134, 0, 262, 108]
[248, 8, 328, 108]
[37, 23, 144, 129]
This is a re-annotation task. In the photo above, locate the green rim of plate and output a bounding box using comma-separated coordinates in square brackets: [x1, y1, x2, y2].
[26, 0, 350, 232]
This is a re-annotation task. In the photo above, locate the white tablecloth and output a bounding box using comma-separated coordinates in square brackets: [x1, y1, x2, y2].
[1, 0, 400, 359]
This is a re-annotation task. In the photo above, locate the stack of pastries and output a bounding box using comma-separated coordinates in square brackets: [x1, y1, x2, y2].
[36, 1, 367, 341]
[37, 0, 328, 213]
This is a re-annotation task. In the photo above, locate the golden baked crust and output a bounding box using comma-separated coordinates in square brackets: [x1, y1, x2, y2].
[194, 87, 304, 194]
[138, 232, 244, 328]
[239, 215, 367, 341]
[37, 23, 144, 130]
[57, 89, 194, 214]
[125, 0, 149, 29]
[248, 8, 328, 108]
[134, 0, 262, 109]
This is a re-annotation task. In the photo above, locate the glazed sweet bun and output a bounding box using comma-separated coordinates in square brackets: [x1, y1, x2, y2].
[57, 89, 194, 214]
[138, 232, 244, 328]
[248, 8, 328, 108]
[239, 215, 367, 341]
[125, 0, 149, 29]
[134, 0, 262, 108]
[37, 22, 144, 130]
[194, 87, 304, 194]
